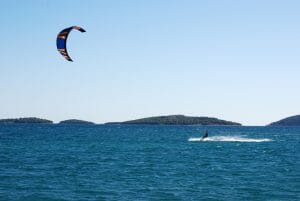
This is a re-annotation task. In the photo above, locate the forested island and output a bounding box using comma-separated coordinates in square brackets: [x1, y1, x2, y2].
[0, 117, 53, 124]
[58, 119, 95, 125]
[4, 115, 300, 126]
[6, 114, 300, 126]
[268, 115, 300, 126]
[106, 115, 241, 126]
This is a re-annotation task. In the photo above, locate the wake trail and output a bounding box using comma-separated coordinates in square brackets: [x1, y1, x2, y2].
[188, 136, 272, 142]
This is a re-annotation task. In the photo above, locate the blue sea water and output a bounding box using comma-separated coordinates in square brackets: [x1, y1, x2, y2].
[0, 124, 299, 201]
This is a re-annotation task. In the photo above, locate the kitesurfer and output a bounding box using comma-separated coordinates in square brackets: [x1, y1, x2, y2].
[202, 130, 208, 139]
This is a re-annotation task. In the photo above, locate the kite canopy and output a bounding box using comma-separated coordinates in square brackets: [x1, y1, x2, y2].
[56, 26, 86, 62]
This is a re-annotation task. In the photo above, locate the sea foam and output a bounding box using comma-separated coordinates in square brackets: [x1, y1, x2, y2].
[188, 136, 272, 142]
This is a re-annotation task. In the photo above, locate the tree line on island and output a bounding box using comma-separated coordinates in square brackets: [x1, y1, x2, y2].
[0, 118, 94, 125]
[106, 115, 241, 125]
[0, 114, 300, 126]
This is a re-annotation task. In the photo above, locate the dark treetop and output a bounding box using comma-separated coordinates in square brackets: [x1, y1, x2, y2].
[58, 119, 95, 125]
[0, 117, 53, 124]
[268, 115, 300, 126]
[106, 115, 241, 126]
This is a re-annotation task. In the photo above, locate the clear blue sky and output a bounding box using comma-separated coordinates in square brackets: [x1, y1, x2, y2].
[0, 0, 299, 125]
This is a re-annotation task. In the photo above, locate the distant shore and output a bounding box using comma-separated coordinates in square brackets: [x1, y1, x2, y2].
[1, 114, 300, 126]
[0, 115, 240, 126]
[105, 115, 241, 126]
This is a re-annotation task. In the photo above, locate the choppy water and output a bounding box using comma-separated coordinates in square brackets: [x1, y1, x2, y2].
[0, 124, 299, 200]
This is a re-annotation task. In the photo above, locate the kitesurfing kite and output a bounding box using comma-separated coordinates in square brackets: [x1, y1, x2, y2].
[56, 26, 86, 62]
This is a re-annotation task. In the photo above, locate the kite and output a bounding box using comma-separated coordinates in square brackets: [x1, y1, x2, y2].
[56, 26, 86, 62]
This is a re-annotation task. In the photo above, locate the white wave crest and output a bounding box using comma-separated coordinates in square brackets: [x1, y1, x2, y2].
[188, 136, 272, 142]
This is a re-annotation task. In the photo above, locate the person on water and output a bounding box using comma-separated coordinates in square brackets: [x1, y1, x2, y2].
[202, 130, 208, 139]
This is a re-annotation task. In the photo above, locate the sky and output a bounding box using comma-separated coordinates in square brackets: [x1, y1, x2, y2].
[0, 0, 299, 125]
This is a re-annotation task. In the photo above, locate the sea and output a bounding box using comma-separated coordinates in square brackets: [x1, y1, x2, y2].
[0, 124, 299, 201]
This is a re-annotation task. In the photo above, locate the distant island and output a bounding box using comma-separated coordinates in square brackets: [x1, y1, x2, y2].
[269, 115, 300, 126]
[58, 119, 95, 125]
[106, 115, 241, 126]
[0, 117, 53, 124]
[2, 114, 300, 126]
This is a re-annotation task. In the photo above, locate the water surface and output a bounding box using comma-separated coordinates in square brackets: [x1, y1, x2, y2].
[0, 125, 299, 200]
